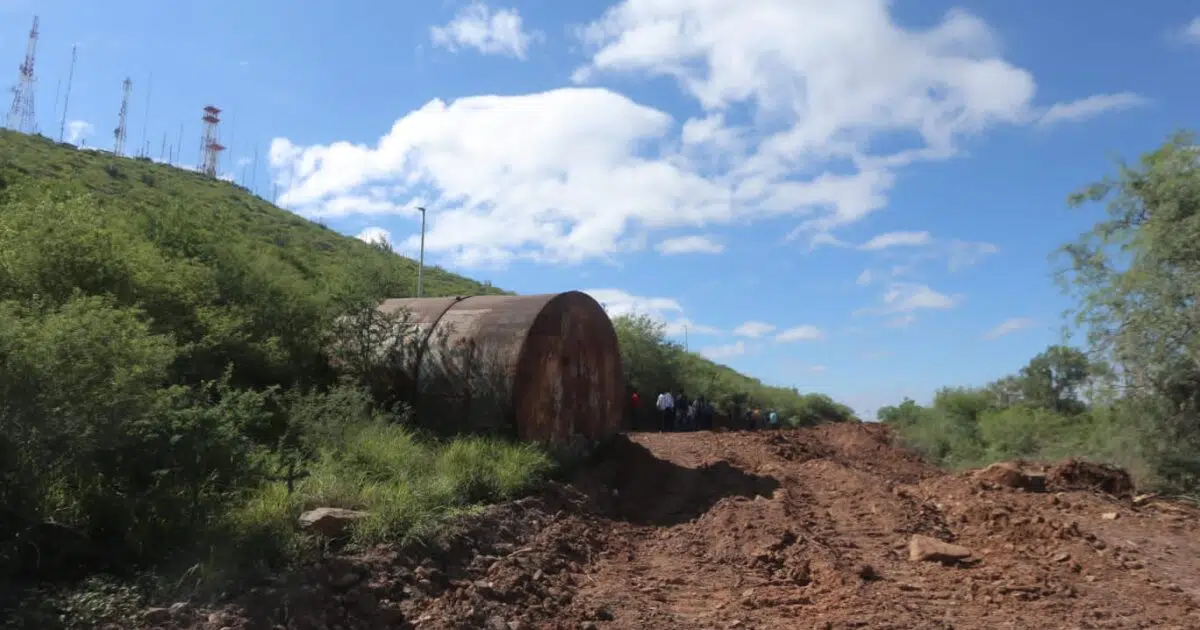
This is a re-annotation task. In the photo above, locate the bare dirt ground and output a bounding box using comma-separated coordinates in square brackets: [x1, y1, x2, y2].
[172, 424, 1200, 630]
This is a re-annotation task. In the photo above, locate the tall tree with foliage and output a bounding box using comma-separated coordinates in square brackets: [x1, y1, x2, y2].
[1057, 131, 1200, 489]
[1014, 345, 1094, 415]
[612, 313, 684, 397]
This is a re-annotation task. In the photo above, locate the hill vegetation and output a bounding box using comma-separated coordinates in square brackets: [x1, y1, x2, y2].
[0, 130, 852, 625]
[880, 132, 1200, 498]
[0, 129, 545, 619]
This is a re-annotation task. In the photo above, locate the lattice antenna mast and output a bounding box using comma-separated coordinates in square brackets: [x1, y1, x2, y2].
[139, 73, 152, 157]
[6, 16, 40, 133]
[58, 45, 77, 142]
[200, 106, 225, 177]
[113, 78, 132, 155]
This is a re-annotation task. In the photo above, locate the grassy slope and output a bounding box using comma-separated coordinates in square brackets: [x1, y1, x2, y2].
[0, 129, 502, 301]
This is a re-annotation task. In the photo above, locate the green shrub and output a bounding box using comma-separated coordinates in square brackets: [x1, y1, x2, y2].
[297, 421, 553, 545]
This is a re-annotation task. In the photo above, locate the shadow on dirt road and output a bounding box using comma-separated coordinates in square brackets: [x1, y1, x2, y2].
[571, 434, 781, 527]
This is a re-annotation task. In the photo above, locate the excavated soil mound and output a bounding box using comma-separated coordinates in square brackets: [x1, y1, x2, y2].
[164, 424, 1200, 630]
[1047, 459, 1136, 497]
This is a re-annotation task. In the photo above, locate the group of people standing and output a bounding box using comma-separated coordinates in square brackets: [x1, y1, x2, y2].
[628, 390, 782, 432]
[650, 390, 716, 431]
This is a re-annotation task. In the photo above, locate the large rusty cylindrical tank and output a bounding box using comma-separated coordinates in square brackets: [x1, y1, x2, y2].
[377, 291, 624, 448]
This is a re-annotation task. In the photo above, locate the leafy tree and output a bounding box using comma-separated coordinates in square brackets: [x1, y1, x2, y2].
[878, 132, 1200, 493]
[787, 393, 856, 427]
[612, 313, 684, 397]
[877, 398, 924, 425]
[1058, 131, 1200, 489]
[985, 375, 1025, 408]
[933, 386, 995, 426]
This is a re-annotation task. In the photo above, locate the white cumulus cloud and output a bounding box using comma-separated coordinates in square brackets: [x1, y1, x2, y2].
[585, 288, 720, 338]
[775, 325, 824, 343]
[1036, 93, 1149, 128]
[859, 231, 933, 250]
[586, 288, 680, 320]
[857, 232, 998, 275]
[270, 88, 732, 267]
[356, 226, 394, 248]
[430, 2, 538, 59]
[666, 318, 721, 337]
[656, 235, 724, 255]
[983, 317, 1036, 340]
[733, 321, 776, 338]
[885, 313, 917, 328]
[269, 1, 1142, 267]
[701, 341, 746, 360]
[65, 120, 93, 145]
[1185, 17, 1200, 43]
[946, 239, 1000, 271]
[858, 282, 962, 319]
[883, 283, 960, 312]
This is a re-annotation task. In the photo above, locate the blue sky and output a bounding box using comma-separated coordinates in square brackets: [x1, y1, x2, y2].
[5, 0, 1200, 419]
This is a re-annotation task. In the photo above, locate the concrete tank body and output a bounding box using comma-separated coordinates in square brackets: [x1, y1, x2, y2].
[377, 291, 624, 447]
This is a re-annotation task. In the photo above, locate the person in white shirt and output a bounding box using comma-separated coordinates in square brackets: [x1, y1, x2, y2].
[655, 391, 674, 432]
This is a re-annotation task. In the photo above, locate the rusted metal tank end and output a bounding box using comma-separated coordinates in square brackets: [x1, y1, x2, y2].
[512, 290, 624, 449]
[376, 291, 624, 449]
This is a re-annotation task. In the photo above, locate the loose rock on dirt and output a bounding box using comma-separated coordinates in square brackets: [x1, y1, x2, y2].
[157, 424, 1200, 630]
[297, 507, 371, 538]
[908, 534, 973, 563]
[973, 461, 1047, 492]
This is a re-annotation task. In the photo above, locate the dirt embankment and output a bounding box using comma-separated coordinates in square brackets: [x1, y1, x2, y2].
[166, 424, 1200, 630]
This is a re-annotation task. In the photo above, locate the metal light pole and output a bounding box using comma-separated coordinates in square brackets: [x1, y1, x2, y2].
[416, 206, 427, 298]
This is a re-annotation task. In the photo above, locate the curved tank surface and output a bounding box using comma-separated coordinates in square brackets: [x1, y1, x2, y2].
[377, 291, 624, 447]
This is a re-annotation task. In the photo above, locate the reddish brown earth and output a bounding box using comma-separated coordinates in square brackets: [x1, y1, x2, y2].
[170, 424, 1200, 630]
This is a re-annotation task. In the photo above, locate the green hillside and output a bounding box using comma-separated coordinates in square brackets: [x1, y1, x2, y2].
[0, 130, 509, 396]
[0, 129, 501, 301]
[0, 130, 539, 622]
[0, 129, 849, 419]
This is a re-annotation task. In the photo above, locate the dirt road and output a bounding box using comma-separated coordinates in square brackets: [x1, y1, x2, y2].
[188, 424, 1200, 630]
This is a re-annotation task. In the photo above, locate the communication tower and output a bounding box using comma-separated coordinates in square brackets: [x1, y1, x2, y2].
[6, 16, 40, 133]
[113, 78, 132, 155]
[200, 106, 225, 177]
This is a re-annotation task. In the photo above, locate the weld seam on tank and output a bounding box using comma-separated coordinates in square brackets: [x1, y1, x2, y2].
[411, 295, 471, 403]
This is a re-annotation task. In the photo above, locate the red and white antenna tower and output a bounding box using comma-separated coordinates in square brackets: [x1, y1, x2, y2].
[6, 16, 40, 133]
[113, 78, 132, 155]
[200, 105, 225, 177]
